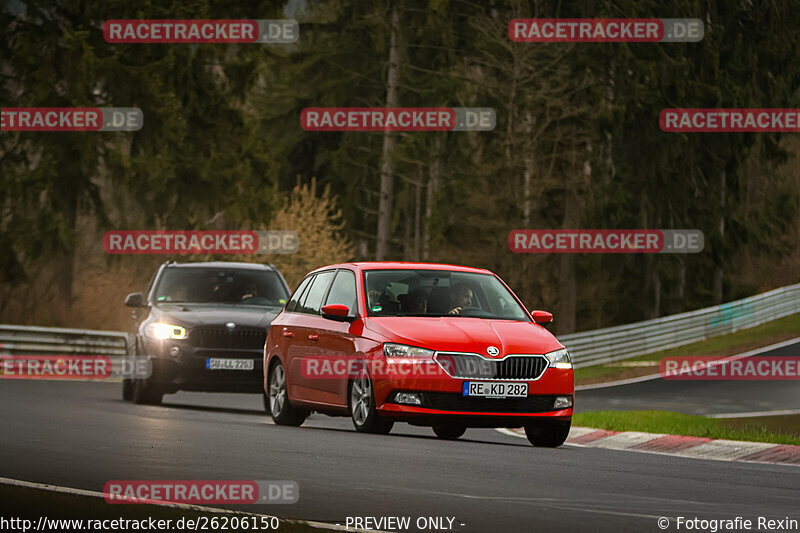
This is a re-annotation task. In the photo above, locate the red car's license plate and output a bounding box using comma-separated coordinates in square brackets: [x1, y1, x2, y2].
[462, 381, 528, 398]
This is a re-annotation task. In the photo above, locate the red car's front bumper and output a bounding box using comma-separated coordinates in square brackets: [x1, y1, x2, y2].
[371, 360, 573, 426]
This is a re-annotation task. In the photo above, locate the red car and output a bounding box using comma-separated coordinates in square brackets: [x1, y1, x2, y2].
[263, 262, 574, 447]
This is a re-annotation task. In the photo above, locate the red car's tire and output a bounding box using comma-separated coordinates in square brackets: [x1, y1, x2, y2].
[268, 361, 308, 426]
[432, 424, 467, 440]
[349, 368, 393, 434]
[524, 420, 571, 447]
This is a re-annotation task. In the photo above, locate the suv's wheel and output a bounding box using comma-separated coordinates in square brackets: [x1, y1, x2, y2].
[432, 424, 466, 440]
[122, 378, 134, 401]
[132, 371, 163, 405]
[524, 420, 571, 447]
[122, 336, 135, 401]
[349, 368, 393, 434]
[268, 361, 308, 426]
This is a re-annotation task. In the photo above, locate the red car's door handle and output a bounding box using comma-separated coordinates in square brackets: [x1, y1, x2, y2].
[282, 329, 293, 338]
[308, 334, 319, 341]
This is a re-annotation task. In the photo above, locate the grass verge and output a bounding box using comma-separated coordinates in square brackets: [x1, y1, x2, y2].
[574, 313, 800, 385]
[573, 410, 800, 446]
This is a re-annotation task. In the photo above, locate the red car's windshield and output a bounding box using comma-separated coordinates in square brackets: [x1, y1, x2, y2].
[363, 269, 531, 321]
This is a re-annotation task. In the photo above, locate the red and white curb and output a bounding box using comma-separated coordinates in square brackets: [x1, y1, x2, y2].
[502, 426, 800, 466]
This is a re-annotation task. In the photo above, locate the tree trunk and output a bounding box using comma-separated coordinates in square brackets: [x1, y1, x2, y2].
[57, 189, 78, 308]
[556, 193, 580, 335]
[422, 135, 442, 261]
[713, 170, 726, 304]
[414, 165, 422, 259]
[652, 271, 661, 318]
[523, 112, 533, 227]
[375, 6, 400, 260]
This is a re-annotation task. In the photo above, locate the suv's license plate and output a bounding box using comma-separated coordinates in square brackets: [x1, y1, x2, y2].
[463, 381, 527, 398]
[206, 358, 254, 371]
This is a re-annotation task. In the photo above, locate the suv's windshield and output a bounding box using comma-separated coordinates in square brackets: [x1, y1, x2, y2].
[363, 269, 530, 321]
[154, 267, 288, 307]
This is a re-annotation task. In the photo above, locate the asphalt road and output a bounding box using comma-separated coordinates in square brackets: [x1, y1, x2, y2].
[1, 379, 799, 532]
[577, 339, 800, 415]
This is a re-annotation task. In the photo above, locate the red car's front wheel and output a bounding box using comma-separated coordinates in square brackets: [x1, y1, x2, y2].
[349, 368, 393, 434]
[524, 420, 571, 447]
[432, 424, 467, 440]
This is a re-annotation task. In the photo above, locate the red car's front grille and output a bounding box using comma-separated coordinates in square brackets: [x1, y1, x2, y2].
[434, 353, 549, 380]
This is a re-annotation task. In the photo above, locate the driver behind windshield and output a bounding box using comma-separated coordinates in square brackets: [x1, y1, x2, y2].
[239, 279, 258, 301]
[162, 281, 191, 302]
[448, 283, 474, 315]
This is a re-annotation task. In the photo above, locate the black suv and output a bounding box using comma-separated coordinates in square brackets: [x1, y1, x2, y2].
[123, 261, 290, 405]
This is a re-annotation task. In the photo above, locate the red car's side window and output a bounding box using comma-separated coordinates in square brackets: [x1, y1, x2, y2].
[324, 269, 358, 317]
[297, 270, 335, 315]
[285, 275, 313, 313]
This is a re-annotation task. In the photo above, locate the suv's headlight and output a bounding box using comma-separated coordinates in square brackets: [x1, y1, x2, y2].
[545, 348, 572, 369]
[383, 343, 435, 362]
[146, 323, 187, 340]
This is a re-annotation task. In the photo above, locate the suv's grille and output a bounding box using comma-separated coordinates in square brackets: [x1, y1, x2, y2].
[435, 353, 548, 380]
[422, 393, 557, 413]
[189, 328, 266, 350]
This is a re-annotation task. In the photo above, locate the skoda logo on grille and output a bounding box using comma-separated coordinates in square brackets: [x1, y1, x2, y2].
[225, 322, 236, 330]
[487, 346, 500, 357]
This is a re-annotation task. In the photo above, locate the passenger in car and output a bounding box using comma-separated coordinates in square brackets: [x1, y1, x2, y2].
[167, 281, 190, 302]
[402, 289, 428, 314]
[368, 281, 400, 314]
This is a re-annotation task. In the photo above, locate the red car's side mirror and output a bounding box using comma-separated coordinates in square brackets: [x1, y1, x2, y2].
[532, 310, 553, 324]
[321, 304, 353, 322]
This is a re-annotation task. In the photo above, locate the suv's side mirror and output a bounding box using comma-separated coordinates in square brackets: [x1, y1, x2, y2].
[321, 304, 353, 322]
[125, 292, 146, 308]
[532, 310, 553, 324]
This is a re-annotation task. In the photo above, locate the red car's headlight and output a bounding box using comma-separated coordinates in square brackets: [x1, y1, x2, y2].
[383, 343, 435, 363]
[545, 348, 572, 369]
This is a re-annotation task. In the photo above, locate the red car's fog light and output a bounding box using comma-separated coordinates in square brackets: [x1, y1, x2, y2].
[394, 392, 423, 405]
[554, 395, 573, 409]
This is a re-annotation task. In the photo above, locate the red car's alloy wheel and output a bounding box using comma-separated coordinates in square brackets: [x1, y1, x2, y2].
[268, 361, 308, 426]
[349, 368, 393, 434]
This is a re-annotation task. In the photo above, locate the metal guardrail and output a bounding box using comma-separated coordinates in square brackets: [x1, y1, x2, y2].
[0, 324, 127, 357]
[0, 282, 798, 369]
[561, 283, 800, 367]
